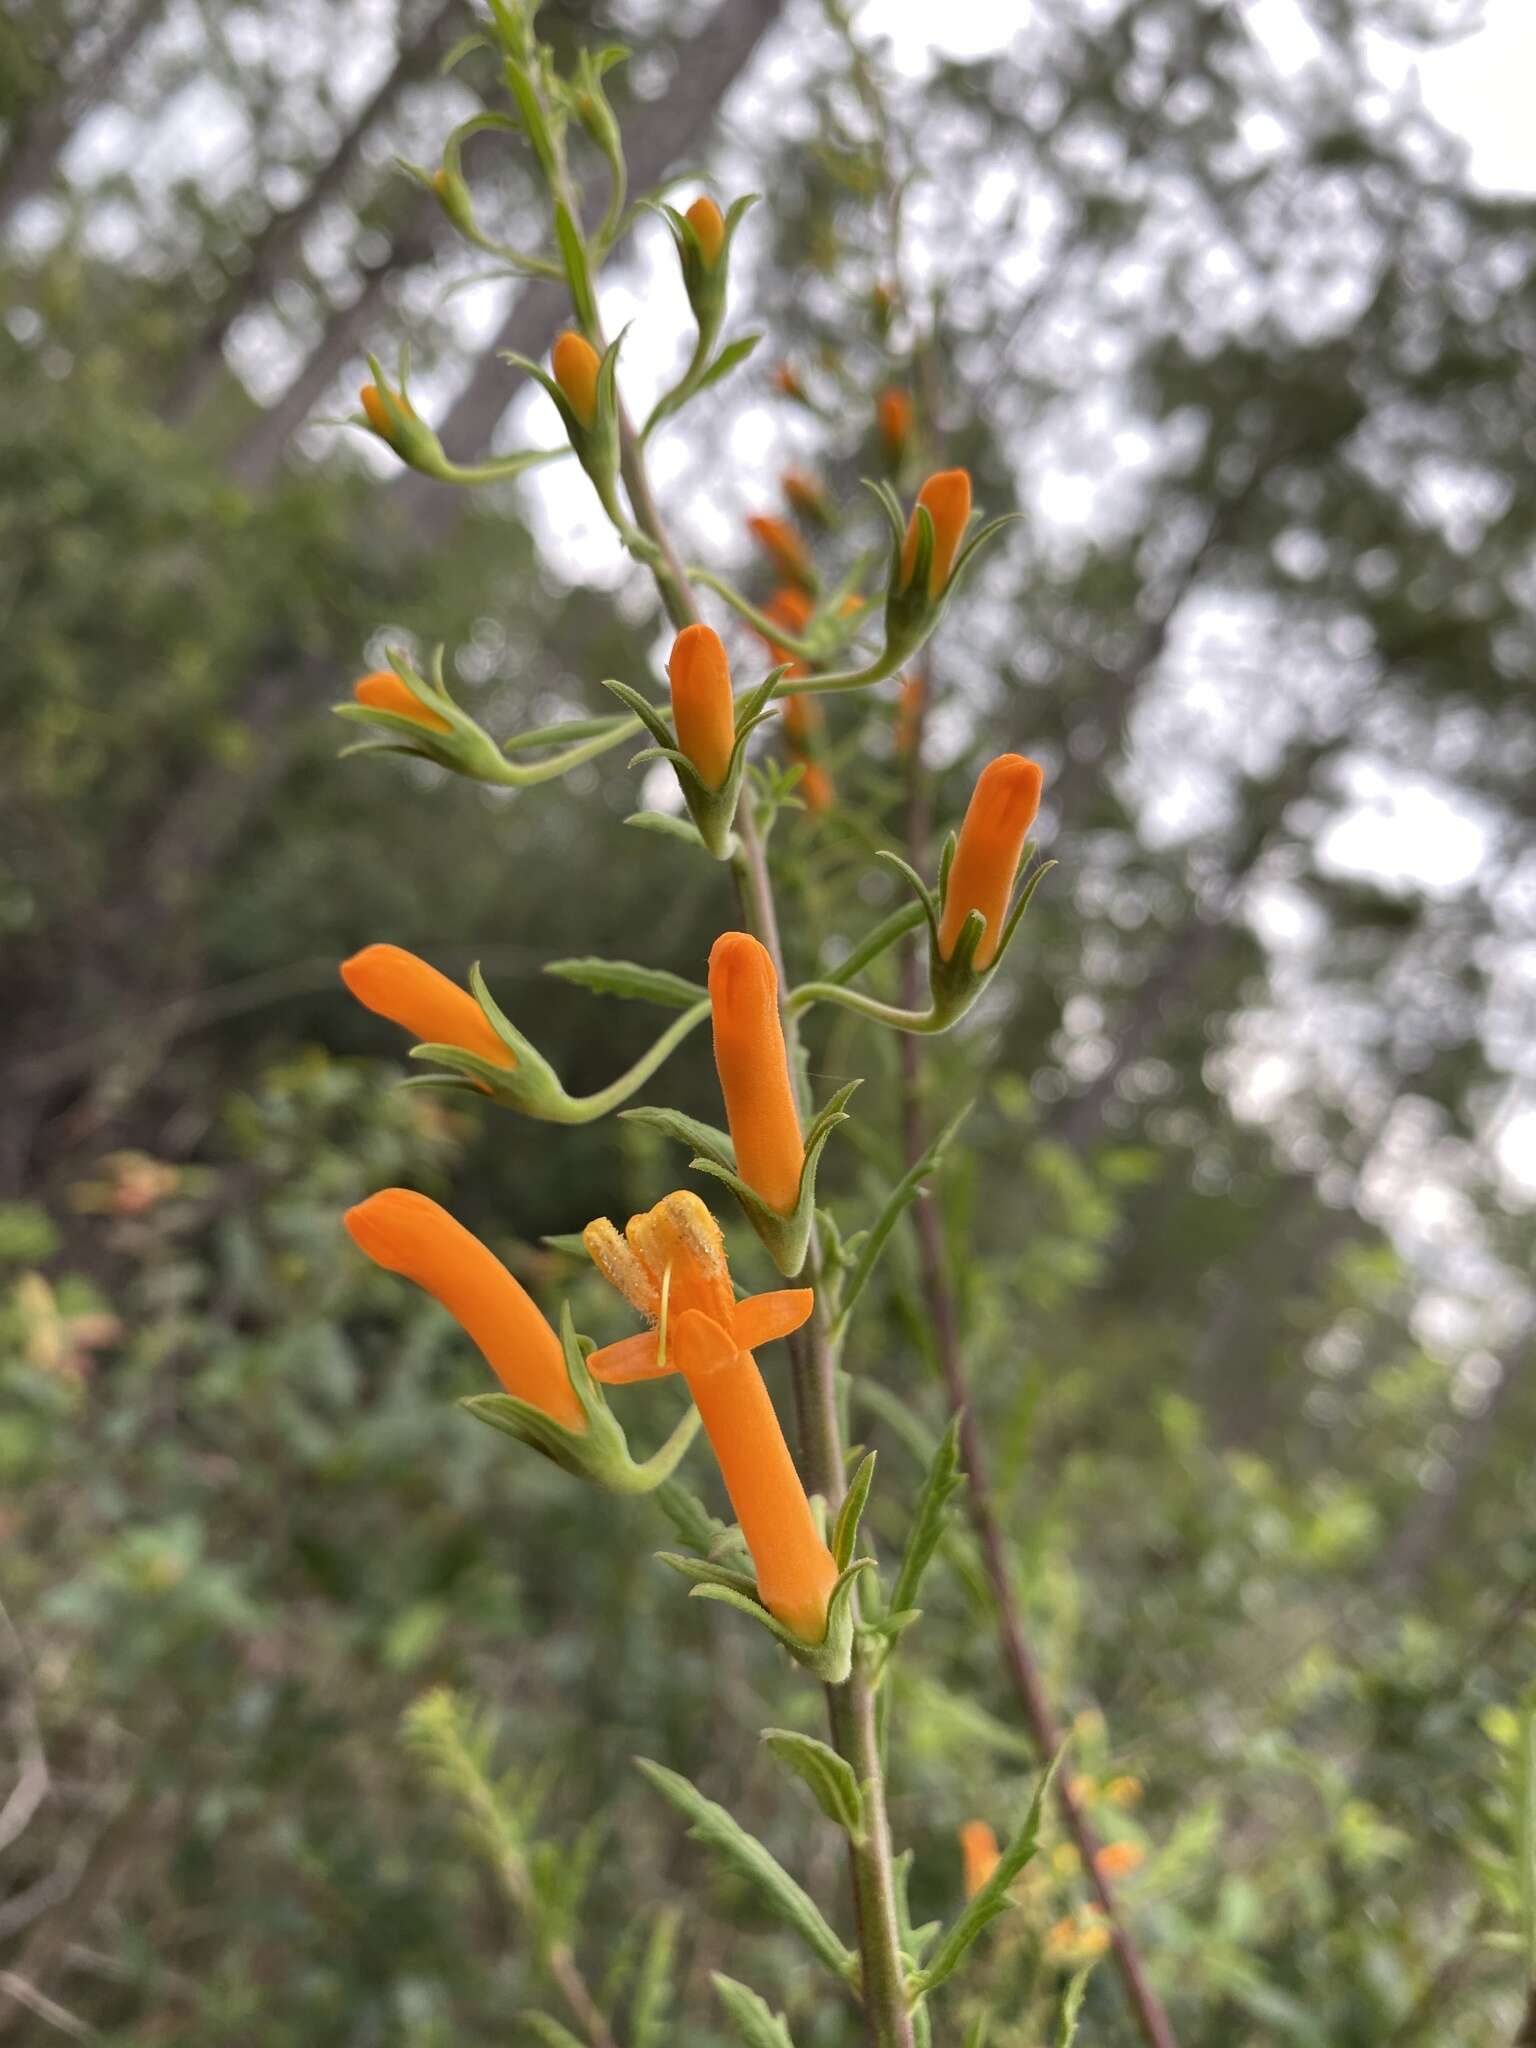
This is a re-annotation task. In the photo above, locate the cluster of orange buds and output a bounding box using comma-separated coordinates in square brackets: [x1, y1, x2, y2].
[582, 1190, 839, 1648]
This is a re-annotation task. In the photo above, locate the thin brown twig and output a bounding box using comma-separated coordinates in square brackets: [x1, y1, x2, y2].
[895, 687, 1179, 2048]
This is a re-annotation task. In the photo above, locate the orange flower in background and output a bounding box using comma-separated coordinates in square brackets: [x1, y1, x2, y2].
[685, 194, 725, 265]
[757, 585, 814, 672]
[709, 932, 804, 1214]
[780, 691, 821, 747]
[877, 386, 912, 462]
[346, 1189, 584, 1430]
[782, 468, 827, 523]
[747, 515, 812, 588]
[667, 624, 736, 790]
[936, 754, 1044, 970]
[341, 945, 514, 1068]
[1045, 1911, 1111, 1964]
[773, 362, 805, 400]
[899, 468, 972, 597]
[353, 670, 452, 734]
[1094, 1841, 1145, 1881]
[960, 1819, 1001, 1899]
[582, 1191, 834, 1639]
[552, 330, 601, 427]
[797, 761, 834, 812]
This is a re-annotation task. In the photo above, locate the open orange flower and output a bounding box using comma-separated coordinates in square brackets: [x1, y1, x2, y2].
[899, 468, 972, 597]
[341, 944, 514, 1068]
[582, 1191, 834, 1639]
[960, 1819, 1002, 1899]
[352, 670, 452, 734]
[685, 194, 725, 265]
[552, 330, 601, 427]
[347, 1189, 584, 1431]
[936, 754, 1045, 970]
[667, 624, 735, 791]
[747, 515, 812, 589]
[709, 932, 804, 1214]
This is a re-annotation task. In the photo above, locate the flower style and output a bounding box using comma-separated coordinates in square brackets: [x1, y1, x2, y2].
[709, 932, 804, 1214]
[352, 669, 452, 734]
[551, 330, 601, 427]
[960, 1819, 1002, 1899]
[667, 624, 736, 791]
[936, 753, 1045, 971]
[341, 944, 515, 1068]
[581, 1191, 836, 1640]
[346, 1189, 584, 1431]
[899, 468, 972, 598]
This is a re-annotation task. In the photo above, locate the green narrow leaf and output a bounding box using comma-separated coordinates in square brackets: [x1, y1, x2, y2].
[711, 1972, 798, 2048]
[761, 1728, 865, 1840]
[913, 1749, 1063, 1995]
[620, 1105, 736, 1169]
[624, 809, 708, 847]
[887, 1415, 965, 1622]
[553, 201, 598, 331]
[693, 330, 763, 395]
[832, 1449, 877, 1571]
[835, 1102, 973, 1335]
[634, 1759, 855, 1978]
[544, 957, 707, 1009]
[631, 1906, 680, 2048]
[519, 2014, 588, 2048]
[1057, 1966, 1094, 2046]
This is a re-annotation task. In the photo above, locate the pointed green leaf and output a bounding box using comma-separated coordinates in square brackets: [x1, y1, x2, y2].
[888, 1415, 965, 1623]
[761, 1728, 865, 1840]
[519, 2015, 587, 2048]
[624, 809, 707, 847]
[913, 1750, 1063, 1994]
[1057, 1967, 1093, 2047]
[832, 1449, 877, 1571]
[835, 1102, 972, 1336]
[620, 1105, 735, 1170]
[631, 1907, 680, 2048]
[634, 1760, 855, 1978]
[711, 1973, 798, 2048]
[544, 957, 707, 1009]
[693, 330, 763, 395]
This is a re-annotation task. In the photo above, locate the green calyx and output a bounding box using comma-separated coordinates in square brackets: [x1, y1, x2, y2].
[503, 329, 628, 531]
[462, 1302, 701, 1493]
[641, 195, 761, 439]
[601, 664, 787, 861]
[658, 1551, 872, 1684]
[354, 351, 564, 486]
[401, 963, 711, 1123]
[333, 644, 638, 788]
[621, 1080, 860, 1278]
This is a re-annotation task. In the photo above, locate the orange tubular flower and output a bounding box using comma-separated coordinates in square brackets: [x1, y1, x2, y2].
[353, 670, 452, 734]
[685, 194, 725, 266]
[1094, 1841, 1145, 1881]
[960, 1820, 1002, 1899]
[797, 761, 834, 813]
[877, 386, 912, 463]
[667, 624, 736, 791]
[582, 1191, 833, 1639]
[747, 515, 813, 589]
[346, 1189, 584, 1431]
[899, 468, 972, 597]
[341, 944, 515, 1068]
[936, 754, 1045, 971]
[709, 932, 804, 1214]
[895, 672, 925, 758]
[551, 330, 601, 427]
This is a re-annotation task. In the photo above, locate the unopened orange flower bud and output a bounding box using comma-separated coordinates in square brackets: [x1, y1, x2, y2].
[353, 670, 452, 734]
[709, 932, 804, 1214]
[773, 362, 805, 400]
[782, 468, 828, 523]
[798, 761, 834, 813]
[1094, 1841, 1145, 1881]
[878, 386, 912, 462]
[667, 624, 736, 791]
[685, 194, 725, 266]
[899, 468, 972, 597]
[552, 330, 601, 428]
[960, 1819, 1002, 1899]
[895, 672, 925, 758]
[583, 1191, 832, 1638]
[341, 944, 514, 1068]
[747, 515, 812, 589]
[360, 384, 392, 437]
[937, 754, 1044, 970]
[346, 1189, 583, 1430]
